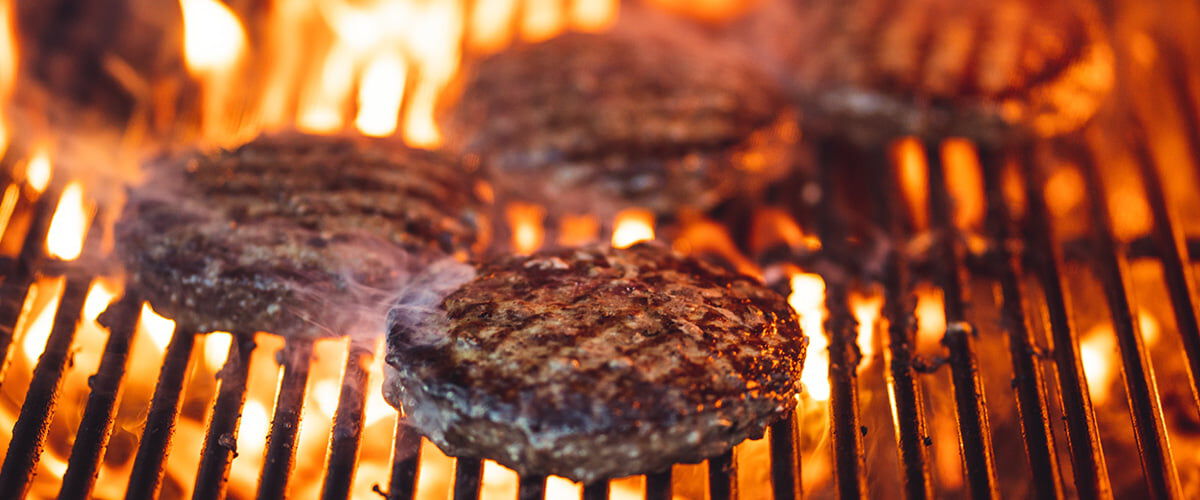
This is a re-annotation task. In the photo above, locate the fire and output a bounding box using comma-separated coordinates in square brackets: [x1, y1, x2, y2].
[178, 0, 246, 73]
[506, 202, 546, 254]
[941, 138, 985, 229]
[1081, 311, 1161, 404]
[355, 51, 408, 137]
[894, 137, 929, 230]
[644, 0, 758, 22]
[611, 208, 656, 249]
[137, 302, 176, 351]
[45, 181, 91, 261]
[914, 285, 946, 353]
[0, 0, 15, 157]
[523, 0, 568, 42]
[19, 278, 64, 362]
[570, 0, 619, 32]
[558, 214, 600, 247]
[0, 184, 19, 235]
[850, 291, 883, 368]
[546, 475, 583, 498]
[1043, 166, 1085, 217]
[81, 279, 120, 324]
[789, 272, 829, 401]
[24, 148, 52, 194]
[204, 331, 232, 370]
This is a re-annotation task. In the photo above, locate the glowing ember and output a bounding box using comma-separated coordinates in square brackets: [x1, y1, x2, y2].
[850, 291, 883, 368]
[45, 182, 91, 261]
[506, 202, 546, 255]
[204, 331, 232, 370]
[894, 137, 929, 230]
[24, 148, 52, 194]
[611, 208, 656, 249]
[81, 279, 120, 324]
[137, 302, 176, 351]
[789, 272, 829, 401]
[179, 0, 246, 72]
[355, 51, 407, 137]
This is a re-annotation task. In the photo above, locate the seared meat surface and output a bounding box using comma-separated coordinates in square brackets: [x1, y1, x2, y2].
[738, 0, 1113, 144]
[449, 31, 797, 219]
[385, 243, 806, 482]
[117, 133, 488, 337]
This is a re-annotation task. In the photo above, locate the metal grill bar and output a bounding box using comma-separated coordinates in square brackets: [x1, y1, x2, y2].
[59, 293, 141, 499]
[321, 340, 376, 500]
[1126, 129, 1200, 414]
[708, 451, 737, 500]
[581, 481, 609, 500]
[386, 424, 420, 500]
[1019, 146, 1111, 498]
[924, 142, 999, 498]
[452, 458, 483, 500]
[768, 415, 800, 500]
[0, 185, 60, 384]
[868, 144, 934, 498]
[192, 332, 255, 500]
[517, 474, 546, 500]
[813, 140, 868, 498]
[645, 470, 672, 500]
[0, 274, 91, 496]
[977, 147, 1063, 499]
[125, 324, 197, 499]
[1076, 144, 1182, 498]
[257, 338, 314, 499]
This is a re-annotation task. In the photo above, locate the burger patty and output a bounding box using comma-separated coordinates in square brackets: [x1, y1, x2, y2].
[384, 243, 807, 482]
[117, 133, 488, 337]
[448, 31, 798, 218]
[737, 0, 1113, 144]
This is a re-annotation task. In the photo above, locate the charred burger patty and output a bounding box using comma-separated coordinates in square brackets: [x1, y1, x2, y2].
[117, 134, 487, 338]
[449, 31, 797, 218]
[384, 243, 806, 482]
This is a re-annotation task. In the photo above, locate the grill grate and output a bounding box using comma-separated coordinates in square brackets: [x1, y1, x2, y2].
[1, 18, 1199, 500]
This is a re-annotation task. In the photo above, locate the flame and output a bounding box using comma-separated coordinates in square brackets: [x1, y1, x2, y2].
[612, 208, 656, 249]
[20, 278, 64, 362]
[137, 302, 176, 351]
[239, 399, 272, 456]
[644, 0, 758, 22]
[546, 476, 583, 498]
[82, 279, 120, 324]
[204, 331, 233, 370]
[672, 216, 762, 279]
[789, 272, 829, 401]
[480, 460, 519, 498]
[941, 138, 985, 229]
[506, 202, 546, 255]
[570, 0, 619, 32]
[1043, 166, 1085, 217]
[24, 148, 52, 194]
[355, 51, 408, 137]
[0, 0, 15, 157]
[0, 183, 21, 236]
[179, 0, 247, 73]
[850, 291, 883, 368]
[469, 0, 518, 52]
[894, 137, 929, 230]
[1080, 328, 1115, 405]
[45, 181, 91, 261]
[914, 285, 946, 353]
[522, 0, 567, 42]
[558, 214, 600, 247]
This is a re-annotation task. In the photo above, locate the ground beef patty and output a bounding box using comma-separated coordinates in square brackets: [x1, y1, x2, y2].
[448, 31, 797, 219]
[384, 243, 806, 482]
[737, 0, 1113, 144]
[117, 133, 488, 338]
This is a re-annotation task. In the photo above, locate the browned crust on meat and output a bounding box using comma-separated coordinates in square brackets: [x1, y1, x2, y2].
[385, 243, 806, 481]
[117, 133, 488, 337]
[448, 32, 798, 218]
[737, 0, 1113, 143]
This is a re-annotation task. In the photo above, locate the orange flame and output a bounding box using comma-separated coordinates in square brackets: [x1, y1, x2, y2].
[789, 272, 829, 401]
[0, 0, 15, 157]
[23, 147, 52, 194]
[611, 208, 656, 249]
[203, 331, 232, 370]
[894, 137, 929, 230]
[941, 138, 984, 229]
[558, 214, 600, 247]
[137, 302, 176, 351]
[506, 202, 545, 255]
[850, 291, 883, 368]
[179, 0, 247, 73]
[355, 51, 408, 137]
[19, 278, 64, 362]
[45, 181, 91, 261]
